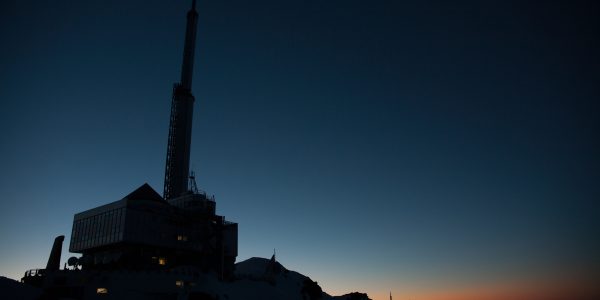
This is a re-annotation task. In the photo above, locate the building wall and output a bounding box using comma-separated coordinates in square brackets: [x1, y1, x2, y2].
[69, 193, 238, 277]
[70, 203, 126, 252]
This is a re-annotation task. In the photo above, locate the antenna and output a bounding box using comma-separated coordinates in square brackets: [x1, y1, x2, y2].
[163, 0, 199, 200]
[189, 170, 199, 194]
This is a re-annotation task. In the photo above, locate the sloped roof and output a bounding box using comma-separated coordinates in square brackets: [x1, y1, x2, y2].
[122, 183, 164, 202]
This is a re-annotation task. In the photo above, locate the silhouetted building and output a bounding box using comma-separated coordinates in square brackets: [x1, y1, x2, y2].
[69, 183, 237, 277]
[67, 0, 237, 279]
[21, 1, 239, 297]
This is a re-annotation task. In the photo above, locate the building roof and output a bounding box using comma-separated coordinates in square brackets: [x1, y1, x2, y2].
[122, 183, 164, 202]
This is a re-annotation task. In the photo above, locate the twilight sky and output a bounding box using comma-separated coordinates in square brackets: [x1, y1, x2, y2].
[1, 1, 599, 299]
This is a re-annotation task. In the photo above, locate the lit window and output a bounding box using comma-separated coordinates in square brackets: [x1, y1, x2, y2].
[177, 235, 188, 241]
[176, 280, 184, 287]
[158, 257, 167, 265]
[96, 288, 108, 294]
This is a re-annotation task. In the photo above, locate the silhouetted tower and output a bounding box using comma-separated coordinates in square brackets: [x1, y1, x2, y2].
[46, 235, 65, 272]
[164, 0, 199, 200]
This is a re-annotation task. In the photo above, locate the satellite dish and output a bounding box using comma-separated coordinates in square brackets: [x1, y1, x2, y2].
[67, 256, 79, 267]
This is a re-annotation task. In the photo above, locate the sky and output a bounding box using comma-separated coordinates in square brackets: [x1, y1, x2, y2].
[1, 0, 599, 299]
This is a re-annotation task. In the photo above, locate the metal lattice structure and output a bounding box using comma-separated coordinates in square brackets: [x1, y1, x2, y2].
[164, 0, 198, 200]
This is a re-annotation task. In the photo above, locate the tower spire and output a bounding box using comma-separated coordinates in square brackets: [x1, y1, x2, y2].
[180, 0, 198, 90]
[164, 1, 199, 200]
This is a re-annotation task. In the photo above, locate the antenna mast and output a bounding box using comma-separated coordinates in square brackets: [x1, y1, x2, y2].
[164, 1, 199, 200]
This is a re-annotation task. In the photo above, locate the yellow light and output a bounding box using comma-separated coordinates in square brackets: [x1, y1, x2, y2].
[96, 288, 108, 294]
[176, 280, 184, 287]
[158, 257, 167, 265]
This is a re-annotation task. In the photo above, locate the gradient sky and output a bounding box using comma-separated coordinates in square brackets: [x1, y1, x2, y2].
[1, 1, 599, 299]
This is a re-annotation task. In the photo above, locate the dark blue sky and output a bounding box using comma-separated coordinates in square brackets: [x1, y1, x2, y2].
[1, 1, 599, 299]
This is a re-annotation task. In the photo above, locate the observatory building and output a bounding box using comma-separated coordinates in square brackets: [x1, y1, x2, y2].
[68, 0, 238, 278]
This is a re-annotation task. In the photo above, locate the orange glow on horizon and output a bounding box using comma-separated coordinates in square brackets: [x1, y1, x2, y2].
[364, 277, 600, 300]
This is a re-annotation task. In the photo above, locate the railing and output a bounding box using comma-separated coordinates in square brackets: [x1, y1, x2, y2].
[223, 220, 237, 225]
[24, 268, 45, 277]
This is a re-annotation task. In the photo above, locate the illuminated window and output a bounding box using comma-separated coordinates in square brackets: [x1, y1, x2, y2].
[96, 288, 108, 294]
[158, 257, 167, 265]
[175, 280, 184, 287]
[177, 235, 188, 241]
